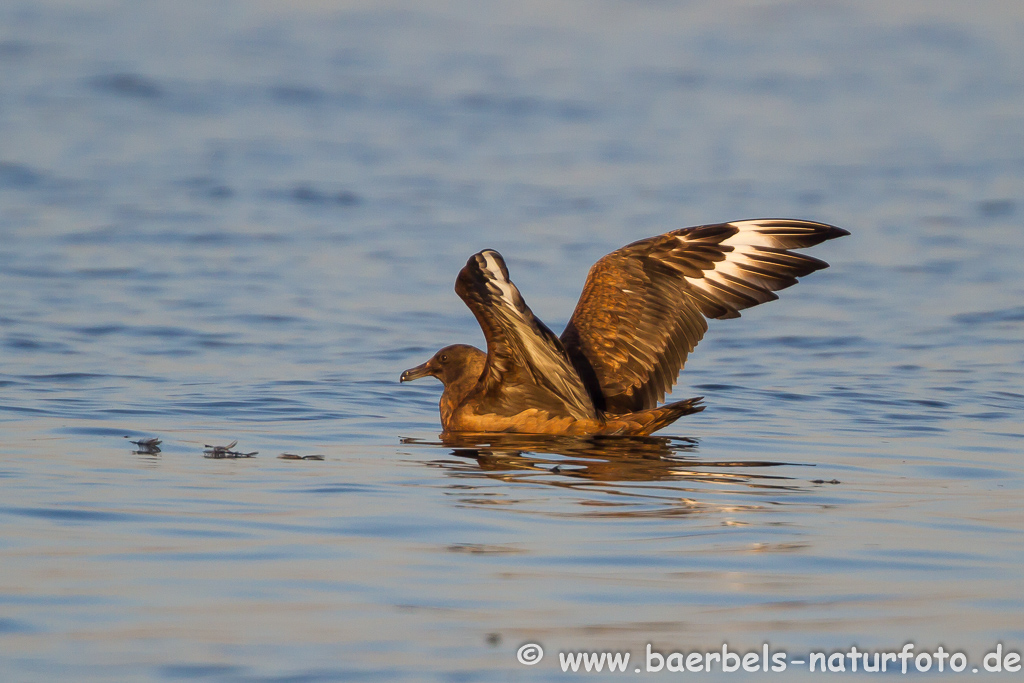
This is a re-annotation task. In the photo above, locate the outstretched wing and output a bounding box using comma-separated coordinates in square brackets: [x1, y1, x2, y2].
[455, 249, 597, 421]
[560, 219, 849, 414]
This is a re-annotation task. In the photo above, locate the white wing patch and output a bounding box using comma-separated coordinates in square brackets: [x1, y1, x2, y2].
[720, 220, 793, 248]
[666, 219, 838, 314]
[682, 250, 767, 289]
[708, 256, 778, 291]
[675, 220, 810, 306]
[480, 249, 522, 316]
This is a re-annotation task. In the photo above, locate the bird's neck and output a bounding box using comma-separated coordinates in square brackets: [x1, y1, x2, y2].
[439, 359, 486, 430]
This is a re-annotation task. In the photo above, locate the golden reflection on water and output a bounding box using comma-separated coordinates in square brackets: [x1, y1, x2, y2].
[404, 434, 815, 518]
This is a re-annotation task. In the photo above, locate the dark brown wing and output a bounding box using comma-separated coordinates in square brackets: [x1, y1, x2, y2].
[560, 219, 849, 414]
[455, 249, 597, 421]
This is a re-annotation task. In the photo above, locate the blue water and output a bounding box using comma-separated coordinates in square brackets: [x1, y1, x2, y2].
[1, 1, 1023, 680]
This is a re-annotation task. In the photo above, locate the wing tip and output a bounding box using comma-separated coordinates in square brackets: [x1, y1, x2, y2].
[830, 225, 852, 238]
[722, 218, 850, 250]
[471, 249, 510, 281]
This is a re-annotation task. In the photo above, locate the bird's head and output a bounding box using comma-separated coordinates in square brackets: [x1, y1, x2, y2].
[400, 344, 486, 387]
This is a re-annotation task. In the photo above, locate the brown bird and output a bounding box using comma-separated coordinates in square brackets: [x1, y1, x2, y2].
[401, 219, 848, 436]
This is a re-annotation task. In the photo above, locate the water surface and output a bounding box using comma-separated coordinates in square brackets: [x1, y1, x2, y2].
[1, 1, 1023, 680]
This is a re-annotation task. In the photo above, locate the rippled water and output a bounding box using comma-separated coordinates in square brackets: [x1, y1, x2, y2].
[2, 1, 1023, 680]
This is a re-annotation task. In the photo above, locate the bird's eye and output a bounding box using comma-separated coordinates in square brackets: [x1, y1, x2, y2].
[439, 354, 448, 363]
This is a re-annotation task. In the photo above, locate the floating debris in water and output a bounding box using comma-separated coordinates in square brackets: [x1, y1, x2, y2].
[203, 441, 257, 458]
[279, 453, 325, 461]
[126, 436, 162, 454]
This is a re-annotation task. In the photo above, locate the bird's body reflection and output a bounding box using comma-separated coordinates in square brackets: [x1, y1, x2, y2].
[403, 434, 815, 518]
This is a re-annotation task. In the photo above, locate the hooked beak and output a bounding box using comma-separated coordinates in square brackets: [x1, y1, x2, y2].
[400, 361, 433, 383]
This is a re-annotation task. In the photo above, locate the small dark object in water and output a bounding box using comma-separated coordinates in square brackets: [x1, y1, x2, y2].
[203, 441, 257, 458]
[811, 478, 841, 485]
[127, 437, 162, 454]
[279, 453, 325, 461]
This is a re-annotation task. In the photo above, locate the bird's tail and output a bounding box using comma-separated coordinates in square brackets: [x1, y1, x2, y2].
[599, 396, 705, 436]
[638, 396, 705, 435]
